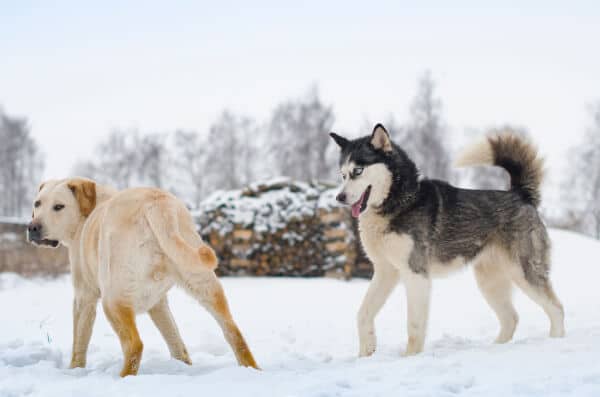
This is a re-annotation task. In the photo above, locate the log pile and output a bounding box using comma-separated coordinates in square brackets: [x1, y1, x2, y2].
[0, 220, 69, 276]
[195, 178, 373, 278]
[0, 179, 374, 279]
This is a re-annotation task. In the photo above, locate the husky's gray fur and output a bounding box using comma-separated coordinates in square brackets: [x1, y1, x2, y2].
[330, 124, 565, 357]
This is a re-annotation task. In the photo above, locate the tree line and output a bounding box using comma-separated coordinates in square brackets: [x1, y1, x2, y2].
[73, 87, 338, 209]
[0, 108, 43, 218]
[1, 73, 599, 239]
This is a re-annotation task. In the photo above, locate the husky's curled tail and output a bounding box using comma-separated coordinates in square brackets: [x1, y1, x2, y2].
[456, 133, 544, 207]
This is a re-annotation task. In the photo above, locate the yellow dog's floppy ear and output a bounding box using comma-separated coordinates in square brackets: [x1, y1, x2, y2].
[67, 179, 96, 217]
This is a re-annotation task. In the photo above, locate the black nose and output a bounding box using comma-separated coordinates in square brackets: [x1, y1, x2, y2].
[28, 222, 42, 240]
[336, 192, 347, 203]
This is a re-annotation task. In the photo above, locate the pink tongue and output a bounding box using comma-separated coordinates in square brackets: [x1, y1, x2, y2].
[351, 192, 366, 218]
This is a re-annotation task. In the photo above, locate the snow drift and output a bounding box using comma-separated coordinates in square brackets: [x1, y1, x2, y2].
[0, 229, 599, 396]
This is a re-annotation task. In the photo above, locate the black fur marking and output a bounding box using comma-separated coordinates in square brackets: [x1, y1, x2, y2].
[488, 134, 543, 208]
[372, 123, 388, 133]
[494, 154, 532, 203]
[330, 132, 350, 149]
[359, 185, 371, 213]
[389, 181, 534, 274]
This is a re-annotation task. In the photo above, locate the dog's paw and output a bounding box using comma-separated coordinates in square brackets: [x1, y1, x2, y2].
[494, 334, 513, 344]
[69, 360, 86, 369]
[357, 326, 377, 358]
[69, 353, 86, 369]
[174, 350, 192, 365]
[402, 337, 423, 356]
[550, 328, 565, 338]
[358, 344, 376, 358]
[401, 349, 420, 357]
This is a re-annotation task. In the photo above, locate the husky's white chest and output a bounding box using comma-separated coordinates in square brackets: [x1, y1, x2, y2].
[358, 212, 414, 271]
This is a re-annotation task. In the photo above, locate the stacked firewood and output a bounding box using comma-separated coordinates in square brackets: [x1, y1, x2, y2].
[0, 220, 69, 276]
[0, 179, 374, 278]
[195, 178, 373, 278]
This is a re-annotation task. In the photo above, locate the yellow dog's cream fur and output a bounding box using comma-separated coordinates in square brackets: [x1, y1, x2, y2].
[31, 178, 258, 376]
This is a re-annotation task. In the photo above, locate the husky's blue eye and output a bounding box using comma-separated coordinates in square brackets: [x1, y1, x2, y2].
[352, 167, 364, 177]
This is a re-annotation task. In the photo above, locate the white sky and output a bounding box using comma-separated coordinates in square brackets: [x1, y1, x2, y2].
[2, 0, 599, 201]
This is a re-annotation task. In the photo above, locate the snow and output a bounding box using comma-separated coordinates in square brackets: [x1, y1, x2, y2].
[317, 187, 343, 211]
[1, 229, 600, 396]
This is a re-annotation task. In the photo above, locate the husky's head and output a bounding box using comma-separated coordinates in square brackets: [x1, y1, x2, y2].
[330, 124, 418, 218]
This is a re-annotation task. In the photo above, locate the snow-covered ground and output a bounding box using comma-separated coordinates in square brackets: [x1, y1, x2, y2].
[1, 229, 599, 396]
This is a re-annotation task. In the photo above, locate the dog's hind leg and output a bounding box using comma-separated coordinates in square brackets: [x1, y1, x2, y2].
[511, 228, 565, 338]
[511, 271, 565, 338]
[70, 290, 99, 368]
[357, 263, 400, 357]
[179, 272, 259, 369]
[403, 272, 431, 356]
[148, 297, 191, 365]
[474, 261, 518, 343]
[103, 302, 144, 377]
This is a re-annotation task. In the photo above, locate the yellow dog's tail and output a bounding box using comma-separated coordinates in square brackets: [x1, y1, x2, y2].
[144, 197, 218, 272]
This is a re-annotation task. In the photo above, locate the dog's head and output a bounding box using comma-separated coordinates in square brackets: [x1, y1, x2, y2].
[330, 123, 418, 218]
[28, 178, 97, 248]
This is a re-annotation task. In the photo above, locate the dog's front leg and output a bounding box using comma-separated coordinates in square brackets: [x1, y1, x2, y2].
[403, 272, 431, 356]
[70, 291, 99, 368]
[357, 263, 399, 357]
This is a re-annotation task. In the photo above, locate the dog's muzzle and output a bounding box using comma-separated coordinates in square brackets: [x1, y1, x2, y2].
[27, 222, 42, 242]
[27, 222, 59, 247]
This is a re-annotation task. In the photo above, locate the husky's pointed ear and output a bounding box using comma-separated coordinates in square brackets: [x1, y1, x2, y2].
[370, 123, 392, 152]
[67, 179, 96, 217]
[329, 132, 349, 149]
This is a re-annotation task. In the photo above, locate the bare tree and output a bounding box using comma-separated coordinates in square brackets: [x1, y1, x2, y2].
[73, 111, 260, 209]
[564, 102, 600, 238]
[74, 129, 140, 189]
[0, 108, 44, 217]
[74, 129, 167, 189]
[137, 133, 167, 188]
[204, 111, 258, 191]
[396, 71, 451, 180]
[171, 130, 209, 208]
[269, 87, 335, 181]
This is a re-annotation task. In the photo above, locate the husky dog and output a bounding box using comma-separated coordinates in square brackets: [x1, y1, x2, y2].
[330, 124, 565, 357]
